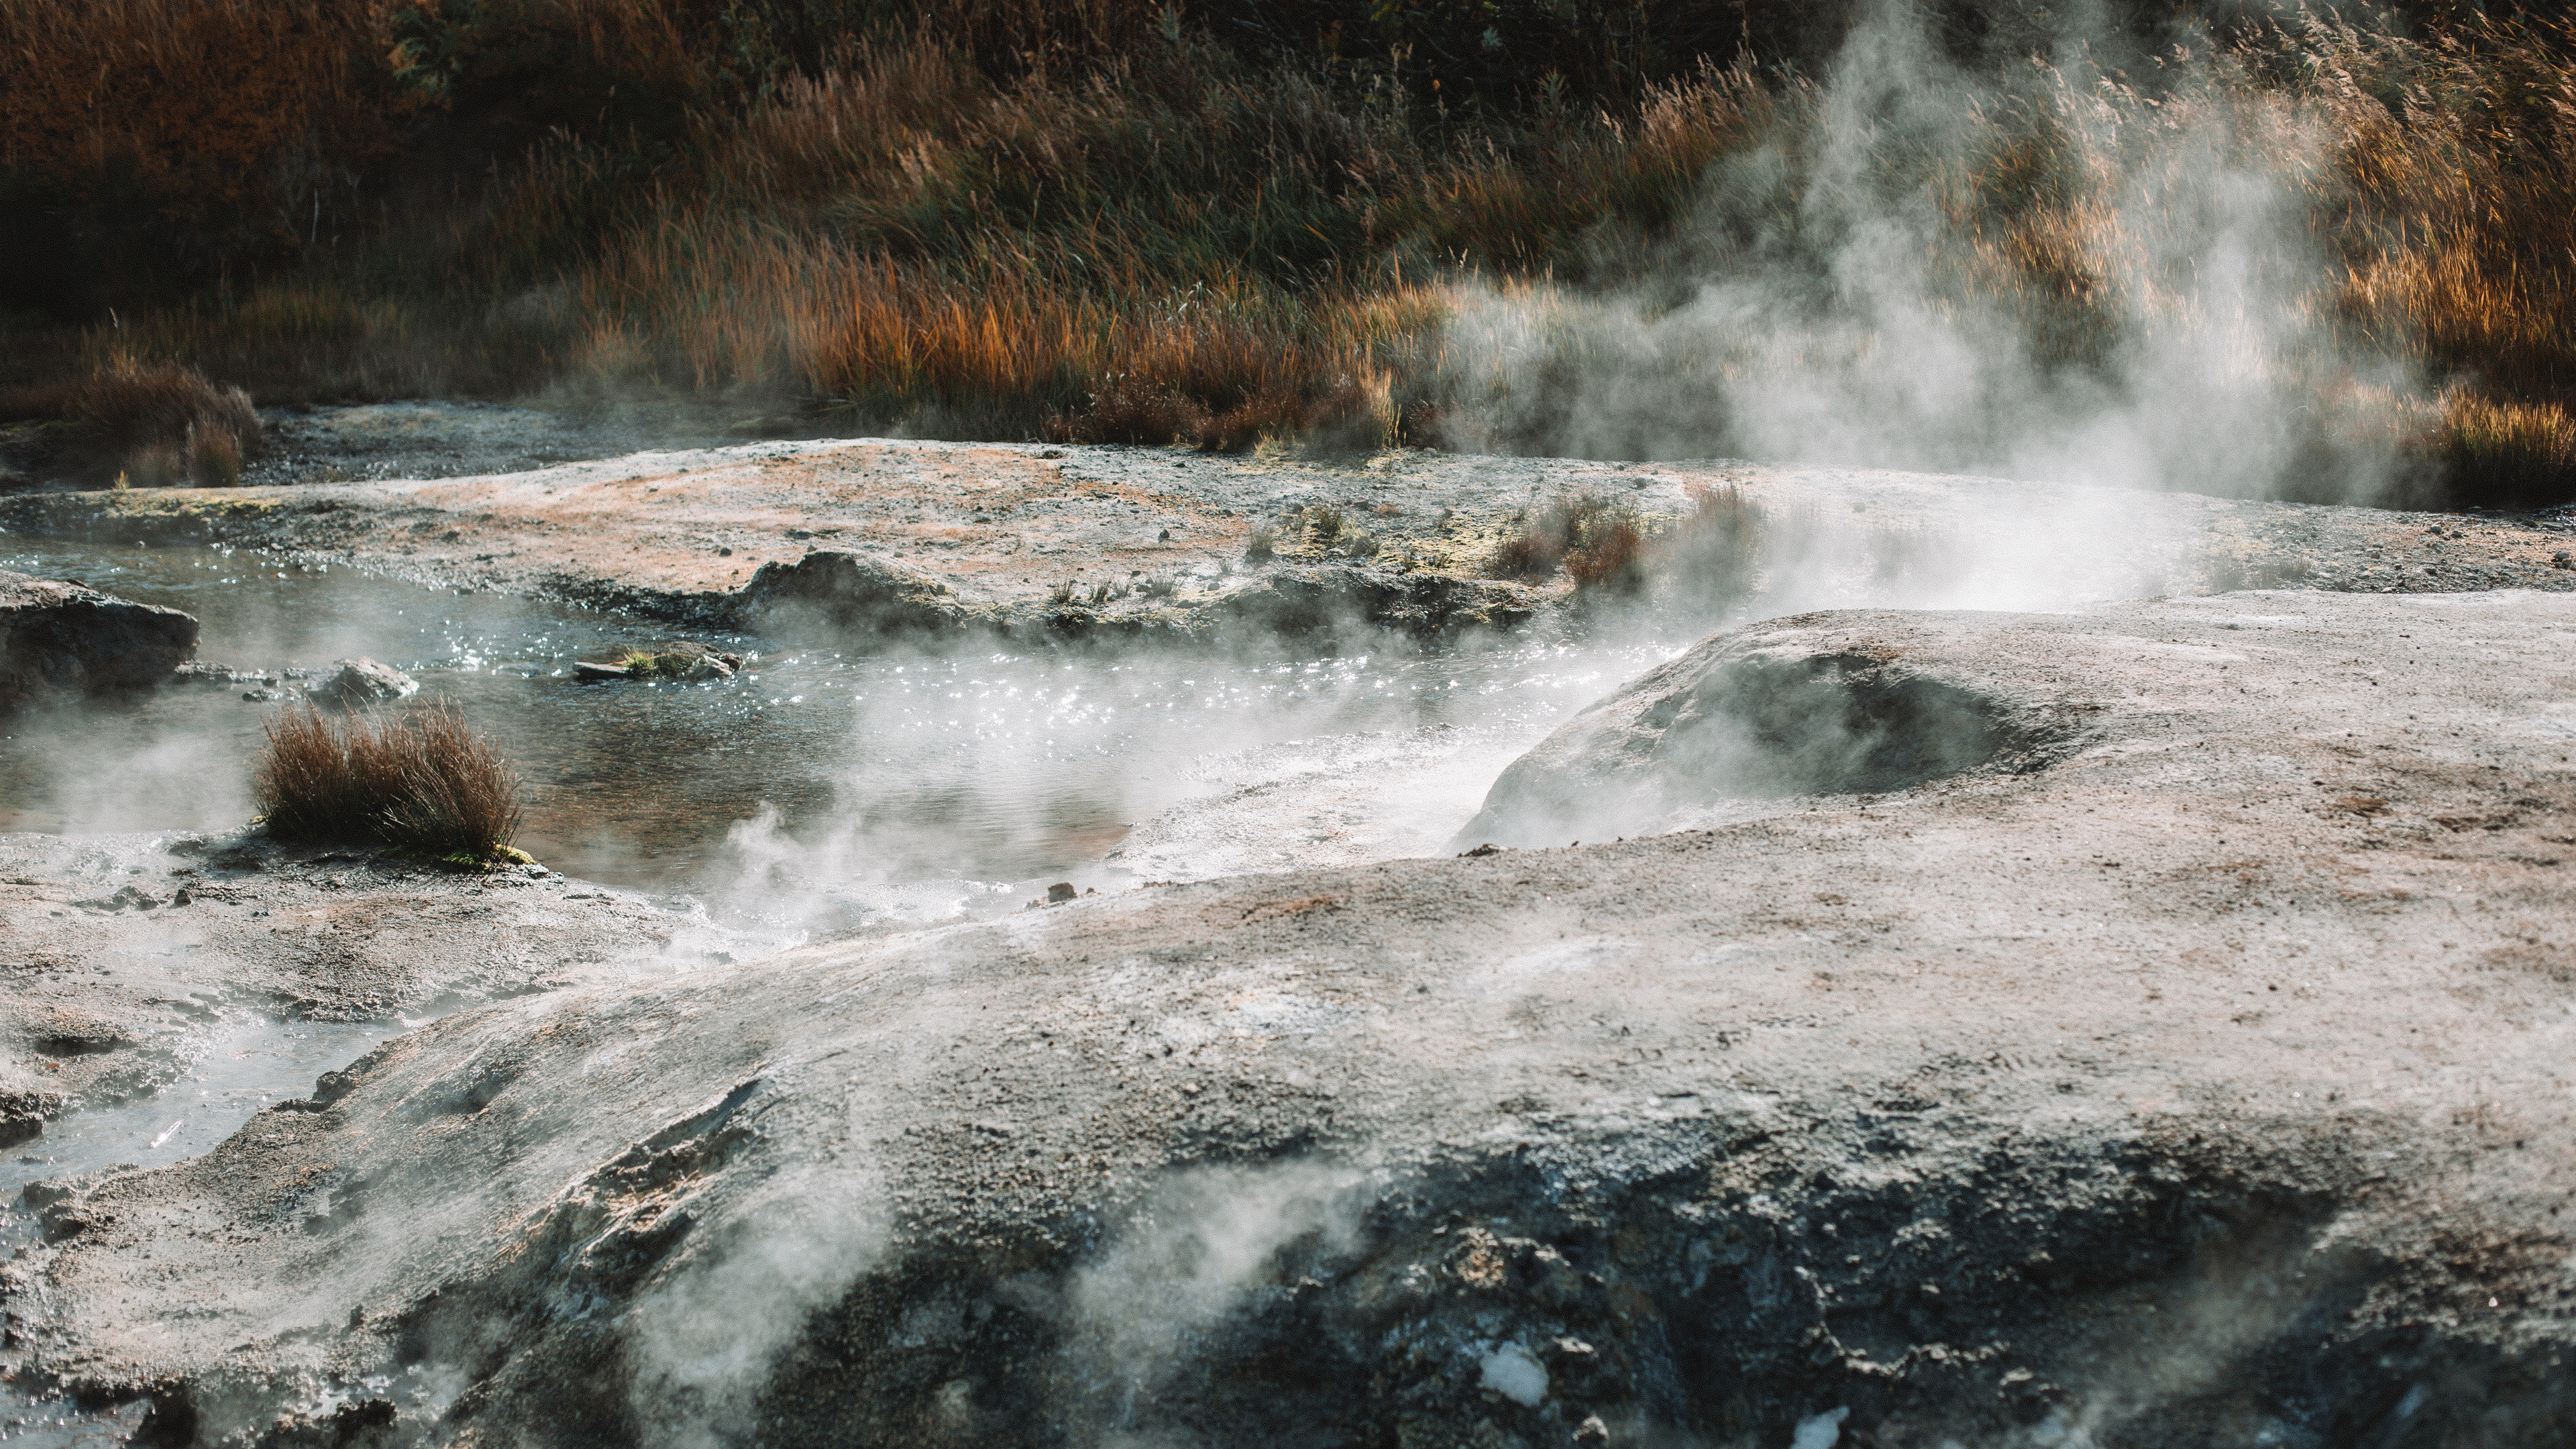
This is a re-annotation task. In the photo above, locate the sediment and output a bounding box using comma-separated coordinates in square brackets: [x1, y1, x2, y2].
[9, 589, 2572, 1447]
[5, 439, 2573, 647]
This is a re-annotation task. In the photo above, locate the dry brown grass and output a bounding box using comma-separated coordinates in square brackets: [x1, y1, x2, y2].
[1650, 482, 1764, 598]
[2282, 12, 2576, 504]
[0, 356, 262, 483]
[256, 703, 524, 861]
[8, 5, 2576, 507]
[186, 421, 243, 486]
[1491, 482, 1764, 595]
[1487, 493, 1652, 588]
[122, 441, 182, 488]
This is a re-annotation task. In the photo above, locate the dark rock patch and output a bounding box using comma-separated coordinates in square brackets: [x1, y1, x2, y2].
[739, 550, 966, 637]
[0, 570, 197, 711]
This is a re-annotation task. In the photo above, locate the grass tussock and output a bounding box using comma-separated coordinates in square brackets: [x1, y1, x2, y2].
[606, 641, 739, 678]
[1489, 494, 1648, 588]
[255, 703, 525, 863]
[7, 5, 2576, 505]
[1493, 482, 1764, 596]
[0, 356, 262, 484]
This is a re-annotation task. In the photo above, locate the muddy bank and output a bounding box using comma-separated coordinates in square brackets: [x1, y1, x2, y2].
[0, 832, 739, 1148]
[11, 589, 2572, 1447]
[7, 435, 2575, 646]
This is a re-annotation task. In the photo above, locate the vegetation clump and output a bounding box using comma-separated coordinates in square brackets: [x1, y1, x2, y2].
[1491, 483, 1762, 596]
[1490, 494, 1648, 588]
[5, 4, 2576, 504]
[608, 642, 739, 679]
[254, 703, 525, 863]
[0, 358, 261, 486]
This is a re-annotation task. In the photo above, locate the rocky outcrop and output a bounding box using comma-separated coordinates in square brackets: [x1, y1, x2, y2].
[0, 831, 739, 1143]
[739, 550, 968, 635]
[13, 590, 2576, 1448]
[0, 570, 197, 710]
[1452, 610, 2091, 849]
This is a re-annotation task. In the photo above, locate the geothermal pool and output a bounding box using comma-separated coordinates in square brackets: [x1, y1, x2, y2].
[1, 539, 1684, 932]
[0, 541, 1696, 1442]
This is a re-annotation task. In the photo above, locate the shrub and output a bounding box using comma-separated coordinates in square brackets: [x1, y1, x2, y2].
[2, 357, 262, 483]
[1487, 492, 1647, 587]
[1046, 375, 1209, 447]
[608, 642, 739, 678]
[1654, 483, 1762, 587]
[123, 442, 184, 488]
[1487, 513, 1565, 579]
[255, 703, 524, 862]
[186, 422, 243, 486]
[1564, 511, 1646, 591]
[610, 645, 692, 678]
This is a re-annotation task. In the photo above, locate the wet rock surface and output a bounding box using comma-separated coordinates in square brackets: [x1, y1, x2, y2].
[0, 570, 197, 710]
[0, 832, 735, 1142]
[1455, 611, 2098, 848]
[310, 655, 419, 707]
[5, 429, 2575, 649]
[11, 590, 2574, 1448]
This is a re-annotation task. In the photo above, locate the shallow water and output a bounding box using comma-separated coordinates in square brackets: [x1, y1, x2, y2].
[0, 515, 1739, 1449]
[1, 539, 1678, 928]
[0, 538, 1691, 1434]
[0, 1016, 401, 1444]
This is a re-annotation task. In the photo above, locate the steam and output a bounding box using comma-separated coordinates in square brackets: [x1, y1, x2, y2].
[1065, 1163, 1366, 1409]
[627, 1154, 890, 1449]
[1438, 1, 2421, 504]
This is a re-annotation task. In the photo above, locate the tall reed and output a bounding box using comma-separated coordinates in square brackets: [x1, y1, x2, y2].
[6, 4, 2576, 502]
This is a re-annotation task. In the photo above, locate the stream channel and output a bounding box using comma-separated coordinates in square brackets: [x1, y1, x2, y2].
[1, 537, 1687, 1440]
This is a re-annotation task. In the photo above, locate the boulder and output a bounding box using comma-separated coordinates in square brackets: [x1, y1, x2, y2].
[1452, 609, 2090, 849]
[17, 591, 2576, 1448]
[0, 570, 197, 710]
[311, 656, 418, 707]
[740, 550, 963, 635]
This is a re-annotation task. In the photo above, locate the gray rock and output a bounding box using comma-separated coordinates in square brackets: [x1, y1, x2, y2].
[1453, 610, 2088, 848]
[17, 590, 2576, 1447]
[0, 570, 198, 711]
[0, 830, 743, 1144]
[311, 655, 418, 707]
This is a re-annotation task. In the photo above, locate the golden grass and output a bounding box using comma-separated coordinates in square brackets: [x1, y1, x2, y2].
[187, 421, 243, 486]
[5, 6, 2576, 505]
[256, 703, 525, 861]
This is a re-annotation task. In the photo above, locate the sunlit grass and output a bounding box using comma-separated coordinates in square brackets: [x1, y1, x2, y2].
[5, 3, 2576, 502]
